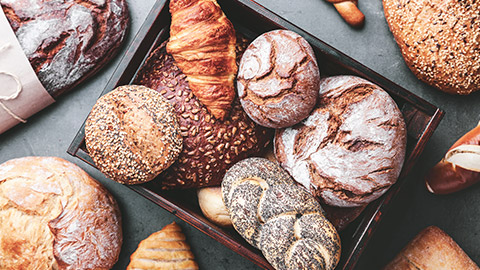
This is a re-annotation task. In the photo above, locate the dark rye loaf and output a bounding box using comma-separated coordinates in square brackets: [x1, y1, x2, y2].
[135, 40, 272, 189]
[1, 0, 129, 97]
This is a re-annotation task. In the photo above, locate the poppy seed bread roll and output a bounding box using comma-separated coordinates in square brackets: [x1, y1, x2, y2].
[85, 85, 183, 185]
[222, 157, 341, 270]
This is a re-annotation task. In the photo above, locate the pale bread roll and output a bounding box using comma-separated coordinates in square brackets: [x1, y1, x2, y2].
[197, 187, 232, 227]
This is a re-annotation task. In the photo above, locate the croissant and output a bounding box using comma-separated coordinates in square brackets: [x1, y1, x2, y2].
[127, 222, 199, 270]
[167, 0, 237, 120]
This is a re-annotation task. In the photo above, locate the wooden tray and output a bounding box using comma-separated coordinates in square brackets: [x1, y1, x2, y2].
[67, 0, 444, 269]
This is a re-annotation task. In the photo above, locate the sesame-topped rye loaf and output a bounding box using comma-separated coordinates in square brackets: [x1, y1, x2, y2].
[1, 0, 129, 97]
[85, 85, 182, 185]
[383, 0, 480, 94]
[135, 40, 272, 189]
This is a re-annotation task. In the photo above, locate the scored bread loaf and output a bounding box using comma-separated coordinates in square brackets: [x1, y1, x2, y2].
[1, 0, 129, 97]
[384, 226, 479, 270]
[0, 157, 122, 269]
[222, 157, 341, 270]
[127, 222, 199, 270]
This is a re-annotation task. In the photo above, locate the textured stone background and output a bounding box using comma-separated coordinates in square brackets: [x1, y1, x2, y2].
[1, 0, 479, 269]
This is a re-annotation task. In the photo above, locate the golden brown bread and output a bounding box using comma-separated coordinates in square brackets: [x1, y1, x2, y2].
[327, 0, 365, 27]
[167, 0, 237, 120]
[0, 157, 122, 269]
[383, 0, 480, 94]
[384, 226, 479, 270]
[127, 222, 199, 270]
[85, 85, 183, 185]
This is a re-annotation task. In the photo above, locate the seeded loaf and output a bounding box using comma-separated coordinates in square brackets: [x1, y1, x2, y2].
[383, 0, 480, 95]
[85, 85, 183, 185]
[275, 75, 407, 207]
[135, 40, 272, 189]
[222, 157, 341, 270]
[0, 157, 122, 269]
[1, 0, 129, 97]
[237, 30, 320, 129]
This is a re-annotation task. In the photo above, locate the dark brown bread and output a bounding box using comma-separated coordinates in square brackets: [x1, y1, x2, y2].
[384, 226, 479, 270]
[1, 0, 129, 97]
[135, 40, 272, 189]
[383, 0, 480, 95]
[222, 157, 341, 270]
[85, 85, 183, 185]
[275, 75, 407, 207]
[0, 157, 122, 269]
[237, 30, 320, 129]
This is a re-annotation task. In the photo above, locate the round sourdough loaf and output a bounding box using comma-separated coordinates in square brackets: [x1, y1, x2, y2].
[135, 41, 272, 189]
[275, 75, 407, 207]
[383, 0, 480, 95]
[237, 30, 320, 129]
[0, 157, 122, 269]
[222, 157, 341, 270]
[0, 0, 129, 97]
[85, 85, 183, 185]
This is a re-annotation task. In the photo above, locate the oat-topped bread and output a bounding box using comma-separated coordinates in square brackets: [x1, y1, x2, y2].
[383, 0, 480, 95]
[275, 76, 407, 207]
[135, 40, 272, 189]
[127, 222, 199, 270]
[0, 157, 122, 269]
[222, 157, 341, 270]
[1, 0, 129, 97]
[85, 85, 182, 185]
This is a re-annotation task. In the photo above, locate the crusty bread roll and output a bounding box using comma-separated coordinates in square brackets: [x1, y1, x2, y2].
[197, 187, 232, 227]
[383, 0, 480, 95]
[222, 157, 341, 270]
[0, 157, 122, 269]
[127, 222, 199, 270]
[275, 75, 407, 207]
[85, 85, 183, 185]
[1, 0, 129, 97]
[135, 41, 272, 189]
[384, 226, 479, 270]
[237, 30, 320, 129]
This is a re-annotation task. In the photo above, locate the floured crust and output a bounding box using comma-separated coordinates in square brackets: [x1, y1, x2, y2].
[275, 75, 407, 207]
[383, 0, 480, 95]
[1, 0, 129, 97]
[0, 156, 122, 269]
[237, 30, 320, 129]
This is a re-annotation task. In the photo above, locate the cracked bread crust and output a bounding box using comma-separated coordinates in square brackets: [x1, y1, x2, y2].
[1, 0, 129, 97]
[275, 75, 407, 207]
[383, 0, 480, 95]
[237, 30, 320, 129]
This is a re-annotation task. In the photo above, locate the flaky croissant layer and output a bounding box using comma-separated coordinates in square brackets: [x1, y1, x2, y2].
[167, 0, 237, 120]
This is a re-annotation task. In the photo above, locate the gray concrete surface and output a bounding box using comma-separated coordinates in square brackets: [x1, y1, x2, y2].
[1, 0, 479, 269]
